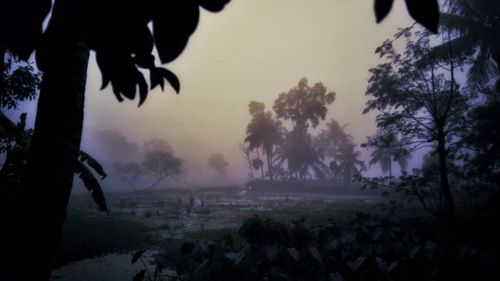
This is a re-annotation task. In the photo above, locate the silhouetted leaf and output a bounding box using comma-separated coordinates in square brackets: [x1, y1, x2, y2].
[287, 248, 300, 262]
[137, 72, 148, 107]
[374, 0, 394, 23]
[76, 161, 107, 212]
[1, 0, 52, 60]
[224, 251, 245, 265]
[404, 0, 440, 33]
[387, 261, 399, 273]
[153, 1, 200, 64]
[90, 185, 108, 212]
[409, 245, 422, 258]
[132, 250, 146, 264]
[309, 247, 322, 263]
[100, 73, 111, 90]
[198, 240, 211, 253]
[199, 0, 230, 12]
[150, 67, 180, 93]
[160, 68, 180, 93]
[373, 227, 384, 240]
[80, 151, 107, 179]
[0, 113, 21, 139]
[194, 260, 210, 275]
[350, 256, 366, 272]
[132, 270, 146, 281]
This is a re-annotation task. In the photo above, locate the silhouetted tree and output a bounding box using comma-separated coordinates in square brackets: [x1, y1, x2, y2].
[113, 162, 143, 190]
[464, 99, 500, 186]
[144, 138, 174, 154]
[432, 0, 500, 90]
[0, 54, 40, 112]
[435, 0, 500, 188]
[113, 139, 181, 191]
[336, 143, 366, 186]
[277, 130, 328, 180]
[364, 26, 470, 211]
[315, 119, 354, 183]
[239, 143, 255, 179]
[142, 150, 183, 190]
[0, 54, 40, 159]
[0, 113, 31, 188]
[208, 153, 229, 178]
[272, 78, 335, 180]
[365, 131, 410, 177]
[273, 78, 335, 133]
[251, 158, 264, 177]
[315, 119, 352, 159]
[245, 101, 284, 180]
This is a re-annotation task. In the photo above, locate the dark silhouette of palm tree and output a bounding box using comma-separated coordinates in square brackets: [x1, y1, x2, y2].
[315, 119, 352, 159]
[367, 132, 409, 177]
[245, 102, 284, 180]
[337, 143, 366, 186]
[432, 0, 500, 89]
[277, 130, 328, 180]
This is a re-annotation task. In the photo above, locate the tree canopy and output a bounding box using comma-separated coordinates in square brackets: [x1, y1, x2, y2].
[208, 153, 229, 178]
[364, 25, 471, 210]
[273, 78, 335, 133]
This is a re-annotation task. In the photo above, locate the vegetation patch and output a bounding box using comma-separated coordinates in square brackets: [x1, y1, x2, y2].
[146, 212, 499, 281]
[55, 209, 158, 267]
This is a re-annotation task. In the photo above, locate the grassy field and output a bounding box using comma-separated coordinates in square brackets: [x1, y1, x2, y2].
[58, 185, 385, 266]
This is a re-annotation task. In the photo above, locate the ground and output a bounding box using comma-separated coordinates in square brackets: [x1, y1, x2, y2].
[52, 184, 385, 281]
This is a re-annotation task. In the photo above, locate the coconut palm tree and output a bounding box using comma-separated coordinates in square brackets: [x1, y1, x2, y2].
[337, 143, 366, 186]
[315, 119, 352, 159]
[368, 132, 410, 177]
[315, 119, 354, 183]
[277, 130, 329, 180]
[245, 102, 284, 180]
[433, 0, 500, 89]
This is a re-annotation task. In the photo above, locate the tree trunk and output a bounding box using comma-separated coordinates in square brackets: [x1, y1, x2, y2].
[9, 39, 89, 281]
[0, 46, 4, 101]
[388, 161, 392, 177]
[437, 129, 455, 212]
[256, 148, 264, 179]
[495, 47, 500, 92]
[266, 152, 273, 181]
[247, 153, 254, 179]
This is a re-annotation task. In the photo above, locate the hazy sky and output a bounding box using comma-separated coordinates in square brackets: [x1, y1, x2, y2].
[17, 0, 419, 186]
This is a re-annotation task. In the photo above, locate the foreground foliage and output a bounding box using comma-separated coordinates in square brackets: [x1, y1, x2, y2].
[56, 209, 156, 267]
[135, 210, 499, 281]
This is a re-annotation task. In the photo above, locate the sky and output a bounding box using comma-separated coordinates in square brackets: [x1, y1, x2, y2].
[14, 0, 420, 188]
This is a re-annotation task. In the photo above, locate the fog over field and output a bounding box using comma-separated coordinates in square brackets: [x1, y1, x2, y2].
[8, 0, 423, 190]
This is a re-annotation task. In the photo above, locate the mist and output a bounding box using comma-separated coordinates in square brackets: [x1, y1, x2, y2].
[61, 0, 423, 191]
